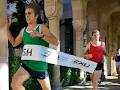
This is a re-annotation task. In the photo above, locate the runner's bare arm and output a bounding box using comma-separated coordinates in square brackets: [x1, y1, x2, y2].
[103, 42, 113, 57]
[41, 24, 58, 46]
[81, 43, 92, 59]
[8, 29, 23, 47]
[84, 43, 90, 54]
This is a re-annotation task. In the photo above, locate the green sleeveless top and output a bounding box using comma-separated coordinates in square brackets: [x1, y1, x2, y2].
[22, 25, 49, 72]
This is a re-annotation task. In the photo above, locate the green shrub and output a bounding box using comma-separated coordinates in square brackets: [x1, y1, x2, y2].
[60, 67, 71, 86]
[60, 67, 80, 86]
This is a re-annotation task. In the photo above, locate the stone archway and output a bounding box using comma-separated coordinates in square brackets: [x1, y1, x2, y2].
[99, 3, 120, 76]
[44, 1, 120, 87]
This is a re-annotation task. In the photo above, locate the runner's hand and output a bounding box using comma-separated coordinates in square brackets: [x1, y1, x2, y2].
[108, 51, 114, 57]
[30, 31, 44, 38]
[85, 54, 93, 59]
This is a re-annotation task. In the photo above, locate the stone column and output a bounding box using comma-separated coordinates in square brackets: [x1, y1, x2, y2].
[71, 0, 88, 79]
[99, 14, 108, 77]
[44, 0, 63, 90]
[0, 0, 9, 90]
[107, 22, 112, 76]
[71, 0, 88, 56]
[111, 34, 117, 75]
[111, 19, 118, 75]
[87, 0, 98, 35]
[0, 0, 8, 59]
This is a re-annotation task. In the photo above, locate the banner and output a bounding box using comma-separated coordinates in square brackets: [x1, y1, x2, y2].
[21, 45, 97, 73]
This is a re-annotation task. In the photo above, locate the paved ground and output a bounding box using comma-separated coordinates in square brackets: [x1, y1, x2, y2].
[63, 76, 120, 90]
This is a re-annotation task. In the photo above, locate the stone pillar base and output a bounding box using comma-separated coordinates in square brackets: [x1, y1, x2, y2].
[0, 63, 9, 90]
[118, 75, 120, 80]
[52, 86, 62, 90]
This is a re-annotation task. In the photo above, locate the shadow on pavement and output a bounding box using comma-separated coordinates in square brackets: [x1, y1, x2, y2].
[64, 76, 120, 90]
